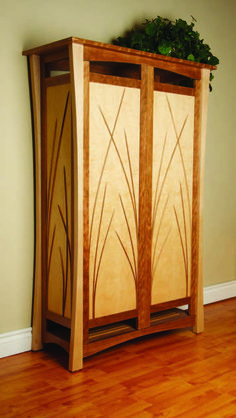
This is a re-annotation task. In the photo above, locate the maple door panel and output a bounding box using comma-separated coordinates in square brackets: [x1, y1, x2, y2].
[151, 91, 194, 305]
[89, 83, 140, 319]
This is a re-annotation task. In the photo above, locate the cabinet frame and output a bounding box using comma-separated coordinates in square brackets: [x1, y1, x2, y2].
[23, 37, 215, 371]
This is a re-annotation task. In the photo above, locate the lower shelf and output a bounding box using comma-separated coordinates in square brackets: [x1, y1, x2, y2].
[43, 308, 194, 359]
[84, 308, 193, 357]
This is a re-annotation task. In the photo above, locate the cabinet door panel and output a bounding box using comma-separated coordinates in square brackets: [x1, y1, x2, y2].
[152, 92, 194, 304]
[45, 83, 72, 318]
[89, 83, 140, 319]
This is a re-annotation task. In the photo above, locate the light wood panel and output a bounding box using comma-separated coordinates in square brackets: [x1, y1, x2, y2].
[46, 82, 72, 319]
[68, 43, 84, 371]
[1, 299, 235, 417]
[89, 82, 140, 319]
[152, 91, 194, 305]
[29, 54, 43, 351]
[191, 69, 210, 333]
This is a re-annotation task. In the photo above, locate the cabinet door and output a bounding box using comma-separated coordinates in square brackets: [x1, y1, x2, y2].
[151, 92, 194, 305]
[89, 82, 140, 319]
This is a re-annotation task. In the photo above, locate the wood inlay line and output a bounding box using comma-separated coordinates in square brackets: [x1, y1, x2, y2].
[92, 184, 107, 319]
[152, 115, 188, 239]
[151, 113, 189, 287]
[180, 182, 189, 295]
[47, 92, 70, 232]
[173, 205, 188, 284]
[47, 119, 57, 204]
[152, 132, 167, 233]
[57, 205, 72, 259]
[47, 224, 56, 279]
[166, 95, 192, 226]
[59, 246, 66, 314]
[56, 166, 72, 316]
[118, 194, 137, 282]
[94, 211, 115, 304]
[151, 194, 169, 282]
[152, 227, 171, 284]
[99, 107, 138, 236]
[63, 166, 69, 313]
[124, 130, 138, 235]
[89, 89, 126, 249]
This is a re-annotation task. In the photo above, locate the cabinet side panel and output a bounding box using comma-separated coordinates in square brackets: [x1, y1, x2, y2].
[89, 83, 140, 319]
[29, 55, 43, 350]
[152, 92, 194, 304]
[45, 83, 72, 319]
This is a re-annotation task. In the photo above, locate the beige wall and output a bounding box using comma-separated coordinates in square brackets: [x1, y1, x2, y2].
[0, 0, 235, 334]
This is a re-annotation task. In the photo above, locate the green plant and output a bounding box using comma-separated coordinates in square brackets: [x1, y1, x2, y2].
[114, 16, 219, 90]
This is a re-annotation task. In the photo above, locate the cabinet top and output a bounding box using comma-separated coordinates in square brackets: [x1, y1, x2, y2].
[23, 36, 216, 81]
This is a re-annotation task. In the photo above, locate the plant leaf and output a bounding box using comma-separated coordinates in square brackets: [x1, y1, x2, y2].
[146, 22, 157, 36]
[187, 53, 195, 61]
[158, 42, 172, 55]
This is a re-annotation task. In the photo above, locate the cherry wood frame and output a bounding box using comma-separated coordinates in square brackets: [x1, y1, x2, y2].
[23, 37, 216, 371]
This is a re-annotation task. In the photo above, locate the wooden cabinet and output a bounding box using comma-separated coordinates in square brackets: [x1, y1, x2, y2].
[23, 37, 216, 371]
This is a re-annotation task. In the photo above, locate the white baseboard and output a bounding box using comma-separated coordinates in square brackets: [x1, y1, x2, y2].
[204, 280, 236, 305]
[0, 281, 235, 359]
[0, 327, 32, 359]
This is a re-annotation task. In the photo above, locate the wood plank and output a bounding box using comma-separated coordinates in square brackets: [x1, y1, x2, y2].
[89, 309, 138, 328]
[68, 43, 84, 372]
[83, 61, 90, 344]
[138, 64, 154, 329]
[151, 297, 191, 313]
[85, 311, 193, 356]
[44, 331, 70, 353]
[46, 310, 71, 328]
[44, 73, 70, 87]
[41, 57, 49, 347]
[84, 45, 202, 80]
[43, 48, 69, 63]
[191, 69, 210, 333]
[29, 54, 43, 351]
[0, 299, 235, 417]
[90, 72, 141, 88]
[23, 37, 217, 75]
[154, 81, 194, 96]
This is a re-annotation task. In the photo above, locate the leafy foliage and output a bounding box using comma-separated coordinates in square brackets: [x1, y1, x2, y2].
[114, 16, 219, 90]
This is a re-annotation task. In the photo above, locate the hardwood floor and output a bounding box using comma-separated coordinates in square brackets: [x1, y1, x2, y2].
[0, 298, 235, 417]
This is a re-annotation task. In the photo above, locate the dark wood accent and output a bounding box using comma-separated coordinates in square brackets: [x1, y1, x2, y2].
[138, 64, 154, 330]
[46, 60, 70, 72]
[44, 331, 70, 353]
[44, 73, 70, 87]
[84, 45, 203, 80]
[43, 48, 69, 63]
[89, 321, 135, 343]
[151, 297, 191, 313]
[46, 310, 71, 328]
[154, 81, 194, 96]
[85, 308, 193, 357]
[89, 309, 138, 328]
[90, 72, 141, 88]
[83, 61, 90, 344]
[23, 37, 216, 73]
[90, 61, 141, 79]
